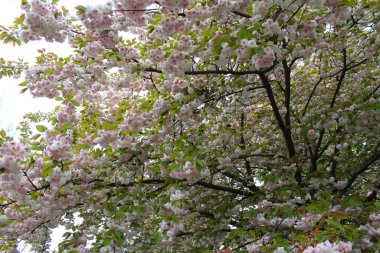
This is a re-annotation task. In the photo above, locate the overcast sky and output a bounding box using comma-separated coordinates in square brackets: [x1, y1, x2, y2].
[0, 0, 106, 251]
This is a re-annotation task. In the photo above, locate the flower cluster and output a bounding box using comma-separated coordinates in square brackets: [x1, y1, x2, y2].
[56, 103, 78, 126]
[303, 240, 352, 253]
[299, 20, 318, 38]
[0, 141, 25, 176]
[263, 18, 281, 35]
[45, 134, 73, 161]
[83, 41, 106, 57]
[169, 161, 209, 184]
[22, 0, 69, 42]
[252, 47, 276, 69]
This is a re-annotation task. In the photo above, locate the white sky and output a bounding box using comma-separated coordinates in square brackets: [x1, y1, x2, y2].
[0, 0, 106, 252]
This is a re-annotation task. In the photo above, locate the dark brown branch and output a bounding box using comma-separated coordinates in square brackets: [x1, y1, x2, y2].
[329, 146, 339, 178]
[22, 170, 38, 189]
[195, 181, 255, 197]
[366, 184, 380, 202]
[221, 171, 259, 192]
[70, 29, 84, 35]
[204, 85, 265, 104]
[97, 179, 166, 188]
[283, 4, 304, 28]
[258, 74, 296, 156]
[232, 11, 252, 18]
[282, 60, 291, 128]
[289, 57, 301, 68]
[144, 66, 274, 76]
[312, 49, 348, 172]
[232, 154, 287, 160]
[365, 83, 380, 101]
[28, 183, 50, 194]
[94, 177, 255, 196]
[176, 228, 232, 237]
[346, 58, 368, 71]
[303, 78, 322, 116]
[0, 200, 15, 208]
[330, 49, 347, 109]
[342, 150, 380, 192]
[239, 112, 253, 176]
[258, 72, 300, 184]
[31, 220, 50, 234]
[114, 8, 159, 12]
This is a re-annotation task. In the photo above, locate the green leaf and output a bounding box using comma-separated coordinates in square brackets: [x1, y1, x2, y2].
[19, 81, 28, 87]
[153, 232, 161, 244]
[196, 160, 204, 171]
[0, 129, 5, 138]
[62, 6, 69, 15]
[324, 219, 344, 231]
[172, 215, 180, 224]
[113, 230, 124, 244]
[42, 163, 53, 177]
[13, 14, 25, 25]
[323, 211, 350, 220]
[30, 144, 44, 151]
[36, 125, 47, 132]
[30, 134, 41, 140]
[229, 229, 246, 239]
[75, 5, 87, 16]
[341, 0, 356, 7]
[167, 163, 181, 171]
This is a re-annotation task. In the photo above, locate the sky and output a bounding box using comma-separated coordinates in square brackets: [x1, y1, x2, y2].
[0, 0, 106, 251]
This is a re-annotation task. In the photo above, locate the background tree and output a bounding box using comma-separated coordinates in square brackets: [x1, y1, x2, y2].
[0, 0, 379, 252]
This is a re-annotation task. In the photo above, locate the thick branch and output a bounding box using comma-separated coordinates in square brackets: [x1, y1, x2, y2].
[258, 73, 296, 158]
[144, 67, 273, 76]
[195, 181, 254, 197]
[100, 179, 165, 188]
[282, 60, 291, 128]
[95, 178, 254, 196]
[232, 154, 287, 160]
[259, 72, 300, 184]
[330, 49, 347, 109]
[232, 11, 252, 18]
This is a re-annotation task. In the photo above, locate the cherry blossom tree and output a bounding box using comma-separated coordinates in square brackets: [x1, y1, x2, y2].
[0, 0, 379, 252]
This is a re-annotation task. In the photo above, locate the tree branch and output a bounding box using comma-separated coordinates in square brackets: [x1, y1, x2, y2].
[282, 60, 291, 128]
[195, 181, 255, 197]
[330, 49, 347, 109]
[144, 66, 274, 76]
[311, 49, 348, 172]
[232, 11, 252, 18]
[239, 112, 253, 176]
[303, 78, 322, 116]
[342, 149, 380, 192]
[94, 177, 256, 196]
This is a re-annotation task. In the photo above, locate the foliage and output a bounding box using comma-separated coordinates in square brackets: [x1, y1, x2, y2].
[0, 0, 379, 252]
[0, 57, 27, 79]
